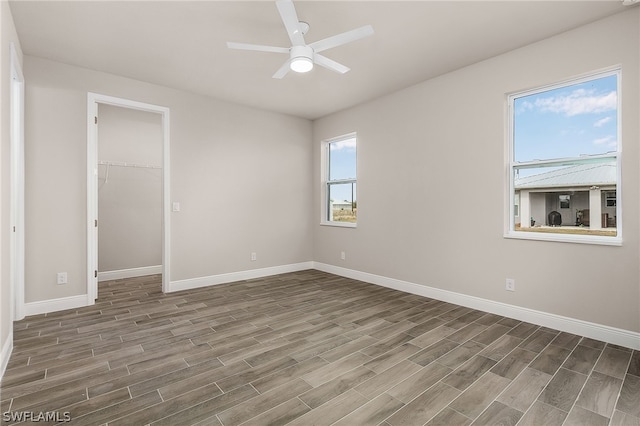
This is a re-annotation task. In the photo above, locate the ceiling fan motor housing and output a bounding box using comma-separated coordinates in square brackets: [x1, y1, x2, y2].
[290, 45, 314, 72]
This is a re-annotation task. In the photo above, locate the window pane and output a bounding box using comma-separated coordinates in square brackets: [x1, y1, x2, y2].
[328, 182, 356, 223]
[513, 160, 617, 236]
[329, 137, 356, 180]
[514, 74, 617, 163]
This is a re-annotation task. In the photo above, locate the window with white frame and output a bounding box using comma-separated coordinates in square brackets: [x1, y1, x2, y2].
[507, 70, 621, 244]
[323, 134, 357, 226]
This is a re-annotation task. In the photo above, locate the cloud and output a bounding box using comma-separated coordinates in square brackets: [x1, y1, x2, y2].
[516, 100, 534, 114]
[330, 138, 356, 151]
[594, 116, 612, 127]
[534, 89, 616, 116]
[593, 135, 617, 148]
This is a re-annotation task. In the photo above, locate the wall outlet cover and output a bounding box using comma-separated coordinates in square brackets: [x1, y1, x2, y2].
[505, 278, 515, 291]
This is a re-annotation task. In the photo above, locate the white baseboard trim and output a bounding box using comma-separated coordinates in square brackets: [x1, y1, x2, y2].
[98, 265, 162, 282]
[24, 295, 89, 317]
[1, 330, 13, 379]
[168, 261, 315, 293]
[313, 262, 640, 350]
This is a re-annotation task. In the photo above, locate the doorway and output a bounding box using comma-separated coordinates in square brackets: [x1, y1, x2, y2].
[97, 105, 163, 282]
[87, 94, 170, 302]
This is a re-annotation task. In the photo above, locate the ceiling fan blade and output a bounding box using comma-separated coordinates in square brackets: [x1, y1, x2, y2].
[227, 42, 289, 54]
[276, 0, 305, 46]
[272, 60, 291, 79]
[309, 25, 374, 53]
[314, 54, 350, 74]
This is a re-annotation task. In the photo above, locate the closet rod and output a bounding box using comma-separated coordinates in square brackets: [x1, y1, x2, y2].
[98, 160, 161, 170]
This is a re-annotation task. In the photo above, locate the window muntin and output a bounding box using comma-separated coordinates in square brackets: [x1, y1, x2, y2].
[324, 134, 357, 225]
[508, 70, 621, 243]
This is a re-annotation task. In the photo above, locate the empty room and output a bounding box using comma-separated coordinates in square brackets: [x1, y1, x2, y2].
[0, 0, 639, 425]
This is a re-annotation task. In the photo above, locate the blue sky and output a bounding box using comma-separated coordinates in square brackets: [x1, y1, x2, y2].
[514, 73, 618, 164]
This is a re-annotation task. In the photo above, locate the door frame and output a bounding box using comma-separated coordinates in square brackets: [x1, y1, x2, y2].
[10, 43, 25, 320]
[87, 93, 170, 302]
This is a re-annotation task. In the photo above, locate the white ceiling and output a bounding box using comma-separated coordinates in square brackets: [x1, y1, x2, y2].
[9, 0, 628, 120]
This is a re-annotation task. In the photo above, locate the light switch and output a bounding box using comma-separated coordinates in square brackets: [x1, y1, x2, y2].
[172, 202, 180, 212]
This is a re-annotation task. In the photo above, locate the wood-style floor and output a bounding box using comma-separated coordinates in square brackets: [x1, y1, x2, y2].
[1, 270, 638, 425]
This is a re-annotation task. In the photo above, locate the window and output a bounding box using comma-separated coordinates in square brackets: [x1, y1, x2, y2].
[323, 134, 357, 226]
[605, 191, 616, 207]
[507, 70, 621, 244]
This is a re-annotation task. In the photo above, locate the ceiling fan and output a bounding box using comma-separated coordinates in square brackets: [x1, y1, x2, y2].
[227, 0, 374, 79]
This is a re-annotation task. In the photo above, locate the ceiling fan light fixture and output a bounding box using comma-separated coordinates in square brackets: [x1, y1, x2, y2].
[289, 45, 313, 73]
[290, 56, 313, 73]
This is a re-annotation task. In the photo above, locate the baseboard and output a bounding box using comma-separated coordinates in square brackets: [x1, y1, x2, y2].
[168, 261, 315, 293]
[313, 262, 640, 350]
[24, 295, 89, 317]
[98, 265, 162, 282]
[1, 330, 13, 379]
[19, 261, 638, 350]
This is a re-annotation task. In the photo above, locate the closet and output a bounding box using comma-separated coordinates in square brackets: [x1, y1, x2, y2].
[97, 104, 163, 280]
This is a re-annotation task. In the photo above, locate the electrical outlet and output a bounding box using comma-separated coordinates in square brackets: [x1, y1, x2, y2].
[57, 272, 68, 285]
[505, 278, 515, 292]
[251, 252, 257, 261]
[340, 251, 346, 260]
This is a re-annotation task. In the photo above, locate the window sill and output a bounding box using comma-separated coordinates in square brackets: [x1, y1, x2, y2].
[504, 230, 622, 246]
[320, 221, 357, 228]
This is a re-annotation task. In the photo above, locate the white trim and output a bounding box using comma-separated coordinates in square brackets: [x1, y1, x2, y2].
[24, 295, 88, 317]
[320, 222, 357, 228]
[168, 262, 314, 293]
[10, 42, 25, 321]
[1, 331, 13, 379]
[98, 265, 163, 282]
[312, 262, 640, 350]
[87, 96, 98, 302]
[87, 93, 171, 302]
[504, 231, 622, 246]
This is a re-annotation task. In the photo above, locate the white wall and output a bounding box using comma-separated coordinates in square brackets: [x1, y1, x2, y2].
[1, 0, 23, 372]
[24, 55, 313, 303]
[97, 104, 163, 273]
[313, 9, 640, 333]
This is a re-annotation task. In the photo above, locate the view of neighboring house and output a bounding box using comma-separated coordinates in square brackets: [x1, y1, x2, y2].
[515, 162, 617, 229]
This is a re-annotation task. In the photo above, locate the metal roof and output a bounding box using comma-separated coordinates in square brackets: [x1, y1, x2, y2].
[515, 163, 616, 189]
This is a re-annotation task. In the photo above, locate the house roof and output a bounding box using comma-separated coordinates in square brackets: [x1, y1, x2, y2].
[515, 163, 616, 190]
